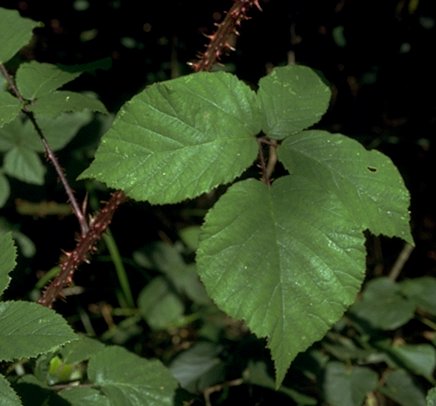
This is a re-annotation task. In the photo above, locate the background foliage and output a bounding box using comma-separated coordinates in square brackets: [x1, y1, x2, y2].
[1, 0, 435, 404]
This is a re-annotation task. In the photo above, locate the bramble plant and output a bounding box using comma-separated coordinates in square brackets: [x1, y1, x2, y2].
[1, 3, 434, 405]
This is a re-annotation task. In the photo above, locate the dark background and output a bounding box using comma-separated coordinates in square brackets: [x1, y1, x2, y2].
[1, 0, 436, 403]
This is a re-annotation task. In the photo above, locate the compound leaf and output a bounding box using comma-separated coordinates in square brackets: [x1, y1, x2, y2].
[0, 301, 77, 361]
[0, 232, 16, 296]
[258, 65, 331, 139]
[279, 130, 413, 243]
[197, 177, 366, 386]
[0, 8, 40, 64]
[88, 346, 178, 406]
[80, 71, 261, 204]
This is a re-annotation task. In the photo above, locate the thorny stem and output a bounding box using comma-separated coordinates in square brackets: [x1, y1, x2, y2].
[190, 0, 261, 72]
[0, 63, 89, 236]
[38, 190, 127, 308]
[10, 0, 264, 307]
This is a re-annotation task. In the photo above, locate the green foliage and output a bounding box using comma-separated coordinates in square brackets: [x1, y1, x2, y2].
[1, 5, 434, 406]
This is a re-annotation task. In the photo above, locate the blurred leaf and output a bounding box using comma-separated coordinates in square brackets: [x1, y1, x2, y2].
[400, 277, 436, 315]
[0, 173, 10, 207]
[0, 373, 21, 406]
[245, 361, 317, 405]
[80, 71, 260, 204]
[258, 65, 331, 139]
[0, 112, 92, 153]
[0, 8, 41, 64]
[47, 355, 83, 385]
[427, 387, 436, 406]
[30, 91, 108, 116]
[179, 226, 201, 251]
[16, 62, 81, 99]
[379, 369, 426, 406]
[138, 277, 185, 330]
[59, 387, 110, 406]
[323, 362, 378, 406]
[350, 277, 415, 330]
[4, 146, 45, 184]
[0, 92, 21, 128]
[385, 344, 436, 383]
[88, 346, 178, 406]
[0, 232, 16, 296]
[13, 375, 69, 406]
[0, 301, 77, 361]
[170, 342, 224, 392]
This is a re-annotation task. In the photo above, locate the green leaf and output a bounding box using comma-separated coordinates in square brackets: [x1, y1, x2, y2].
[169, 342, 224, 392]
[88, 346, 178, 406]
[379, 369, 426, 406]
[323, 362, 378, 406]
[0, 173, 10, 207]
[258, 65, 331, 139]
[12, 375, 66, 406]
[350, 277, 415, 330]
[0, 232, 16, 296]
[16, 62, 81, 99]
[138, 277, 185, 330]
[0, 92, 21, 128]
[0, 112, 92, 153]
[0, 8, 41, 64]
[60, 335, 105, 364]
[197, 177, 366, 386]
[80, 71, 261, 204]
[59, 387, 110, 406]
[400, 277, 436, 315]
[0, 373, 22, 406]
[4, 146, 45, 184]
[386, 344, 436, 382]
[279, 130, 413, 243]
[30, 91, 108, 116]
[0, 300, 77, 361]
[427, 387, 436, 406]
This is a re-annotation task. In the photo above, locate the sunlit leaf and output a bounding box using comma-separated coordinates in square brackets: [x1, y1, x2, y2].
[0, 301, 77, 361]
[80, 71, 261, 203]
[279, 130, 413, 243]
[258, 65, 331, 139]
[197, 177, 366, 385]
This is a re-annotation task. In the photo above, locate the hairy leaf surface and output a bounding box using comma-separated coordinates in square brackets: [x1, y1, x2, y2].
[80, 71, 261, 203]
[197, 177, 366, 385]
[279, 130, 413, 243]
[0, 232, 16, 296]
[88, 346, 178, 406]
[0, 8, 40, 64]
[0, 301, 77, 361]
[258, 65, 331, 139]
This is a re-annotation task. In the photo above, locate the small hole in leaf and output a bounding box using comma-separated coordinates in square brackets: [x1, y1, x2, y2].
[367, 166, 377, 172]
